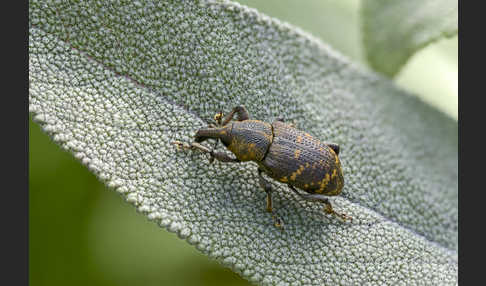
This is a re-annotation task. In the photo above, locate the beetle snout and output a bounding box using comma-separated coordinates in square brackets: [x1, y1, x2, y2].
[193, 126, 232, 146]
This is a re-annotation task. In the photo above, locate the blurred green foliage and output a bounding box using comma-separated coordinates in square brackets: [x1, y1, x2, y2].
[30, 1, 457, 285]
[237, 0, 457, 119]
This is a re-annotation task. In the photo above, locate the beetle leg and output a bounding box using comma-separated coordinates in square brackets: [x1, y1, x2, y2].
[288, 185, 351, 221]
[258, 168, 285, 230]
[209, 111, 225, 152]
[258, 169, 274, 213]
[221, 105, 249, 125]
[172, 141, 240, 163]
[323, 142, 340, 155]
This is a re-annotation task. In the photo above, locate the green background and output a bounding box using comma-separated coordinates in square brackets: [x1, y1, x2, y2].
[29, 1, 457, 285]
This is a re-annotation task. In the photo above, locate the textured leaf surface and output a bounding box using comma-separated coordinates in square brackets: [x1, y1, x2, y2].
[29, 0, 458, 285]
[362, 0, 458, 76]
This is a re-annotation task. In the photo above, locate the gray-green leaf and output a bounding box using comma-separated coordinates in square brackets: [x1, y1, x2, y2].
[362, 0, 458, 76]
[29, 0, 457, 285]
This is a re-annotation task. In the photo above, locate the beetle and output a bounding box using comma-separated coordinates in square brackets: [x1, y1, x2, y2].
[173, 105, 350, 228]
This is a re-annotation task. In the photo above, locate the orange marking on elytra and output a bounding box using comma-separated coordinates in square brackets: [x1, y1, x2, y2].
[290, 165, 305, 181]
[317, 173, 331, 193]
[331, 169, 338, 179]
[294, 149, 301, 159]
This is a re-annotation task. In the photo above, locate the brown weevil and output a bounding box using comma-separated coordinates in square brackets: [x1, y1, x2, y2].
[173, 105, 350, 228]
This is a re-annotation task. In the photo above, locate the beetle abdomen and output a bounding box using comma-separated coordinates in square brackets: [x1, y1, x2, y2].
[259, 121, 344, 196]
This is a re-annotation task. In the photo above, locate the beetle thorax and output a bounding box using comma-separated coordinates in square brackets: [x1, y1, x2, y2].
[227, 120, 273, 162]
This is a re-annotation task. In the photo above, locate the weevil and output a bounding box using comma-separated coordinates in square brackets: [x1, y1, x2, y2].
[173, 106, 350, 228]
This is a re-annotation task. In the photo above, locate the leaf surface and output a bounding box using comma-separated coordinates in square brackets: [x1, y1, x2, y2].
[29, 0, 457, 285]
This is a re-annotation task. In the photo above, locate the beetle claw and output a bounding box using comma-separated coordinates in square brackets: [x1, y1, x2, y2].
[272, 214, 285, 231]
[323, 204, 352, 222]
[334, 211, 352, 222]
[172, 140, 190, 150]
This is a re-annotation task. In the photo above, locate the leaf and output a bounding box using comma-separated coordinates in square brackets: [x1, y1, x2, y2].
[362, 0, 458, 76]
[29, 0, 458, 285]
